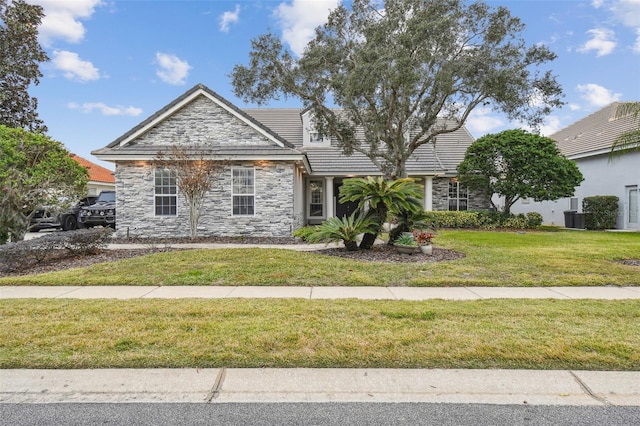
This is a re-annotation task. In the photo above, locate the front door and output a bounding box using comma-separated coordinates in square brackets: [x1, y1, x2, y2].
[627, 186, 638, 230]
[335, 180, 359, 219]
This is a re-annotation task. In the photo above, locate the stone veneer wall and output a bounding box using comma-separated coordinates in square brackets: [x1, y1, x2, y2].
[115, 161, 295, 238]
[431, 177, 491, 211]
[135, 96, 274, 147]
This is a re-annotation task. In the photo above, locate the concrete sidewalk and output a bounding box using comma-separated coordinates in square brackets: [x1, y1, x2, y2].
[2, 368, 639, 405]
[2, 285, 640, 300]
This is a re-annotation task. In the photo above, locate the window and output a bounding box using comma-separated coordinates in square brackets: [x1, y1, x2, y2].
[309, 131, 327, 144]
[570, 197, 579, 211]
[155, 169, 177, 216]
[308, 180, 324, 217]
[448, 180, 468, 211]
[232, 167, 255, 215]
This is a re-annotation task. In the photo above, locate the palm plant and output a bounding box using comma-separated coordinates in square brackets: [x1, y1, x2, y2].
[339, 177, 423, 249]
[610, 101, 640, 157]
[306, 211, 378, 251]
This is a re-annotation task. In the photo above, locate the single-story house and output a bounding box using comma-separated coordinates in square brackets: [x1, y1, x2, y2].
[71, 154, 115, 196]
[92, 84, 489, 238]
[510, 102, 639, 230]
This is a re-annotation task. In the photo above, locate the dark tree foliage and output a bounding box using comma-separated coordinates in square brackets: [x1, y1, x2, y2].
[231, 0, 563, 179]
[457, 129, 583, 215]
[0, 0, 49, 133]
[0, 126, 88, 242]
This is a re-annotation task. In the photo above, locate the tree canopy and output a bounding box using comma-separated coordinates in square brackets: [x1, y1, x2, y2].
[0, 0, 48, 133]
[0, 126, 88, 241]
[231, 0, 563, 179]
[457, 129, 583, 214]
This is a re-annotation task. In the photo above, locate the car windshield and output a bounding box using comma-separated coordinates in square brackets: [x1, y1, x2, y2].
[97, 192, 115, 203]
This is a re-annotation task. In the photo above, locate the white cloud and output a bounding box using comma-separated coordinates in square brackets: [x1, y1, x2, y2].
[465, 108, 506, 138]
[610, 0, 640, 27]
[68, 102, 142, 117]
[578, 28, 617, 56]
[634, 28, 640, 53]
[539, 116, 563, 137]
[29, 0, 103, 47]
[52, 50, 99, 82]
[155, 52, 191, 85]
[576, 83, 622, 107]
[219, 4, 240, 33]
[274, 0, 341, 57]
[591, 0, 605, 8]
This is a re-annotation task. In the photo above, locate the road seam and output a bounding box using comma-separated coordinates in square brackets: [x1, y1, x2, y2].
[569, 370, 610, 405]
[205, 368, 226, 402]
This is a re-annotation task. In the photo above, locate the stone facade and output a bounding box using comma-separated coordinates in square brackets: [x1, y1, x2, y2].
[432, 177, 491, 211]
[115, 161, 295, 238]
[134, 96, 275, 147]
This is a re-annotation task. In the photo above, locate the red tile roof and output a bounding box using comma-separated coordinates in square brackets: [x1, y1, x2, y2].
[71, 154, 115, 184]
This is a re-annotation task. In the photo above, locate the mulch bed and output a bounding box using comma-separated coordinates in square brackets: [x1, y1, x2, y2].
[0, 237, 465, 278]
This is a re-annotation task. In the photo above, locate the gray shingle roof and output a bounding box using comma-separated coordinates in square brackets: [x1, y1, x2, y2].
[245, 109, 474, 176]
[551, 102, 639, 158]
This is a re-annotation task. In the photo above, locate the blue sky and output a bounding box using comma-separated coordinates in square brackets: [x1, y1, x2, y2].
[27, 0, 640, 170]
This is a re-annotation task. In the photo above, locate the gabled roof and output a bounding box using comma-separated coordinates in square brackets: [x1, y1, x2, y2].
[551, 102, 639, 158]
[93, 84, 299, 158]
[71, 154, 114, 184]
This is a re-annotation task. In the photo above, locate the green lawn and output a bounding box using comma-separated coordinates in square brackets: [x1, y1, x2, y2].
[1, 298, 638, 370]
[1, 230, 638, 286]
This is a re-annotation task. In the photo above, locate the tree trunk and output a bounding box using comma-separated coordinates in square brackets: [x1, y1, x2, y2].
[359, 232, 377, 250]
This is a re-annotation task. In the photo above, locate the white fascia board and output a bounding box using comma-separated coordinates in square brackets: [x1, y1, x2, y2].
[118, 89, 286, 148]
[567, 148, 610, 160]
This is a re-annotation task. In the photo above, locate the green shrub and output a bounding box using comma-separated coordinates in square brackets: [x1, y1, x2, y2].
[423, 210, 543, 230]
[582, 196, 619, 230]
[526, 212, 544, 228]
[293, 225, 319, 242]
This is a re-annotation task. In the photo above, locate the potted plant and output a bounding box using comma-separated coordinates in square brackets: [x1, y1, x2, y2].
[413, 229, 435, 255]
[394, 233, 417, 255]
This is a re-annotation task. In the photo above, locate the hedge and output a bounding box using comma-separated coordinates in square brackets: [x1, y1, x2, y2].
[582, 196, 619, 230]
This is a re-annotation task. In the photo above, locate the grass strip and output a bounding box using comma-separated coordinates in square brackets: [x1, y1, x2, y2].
[1, 230, 639, 286]
[1, 299, 638, 370]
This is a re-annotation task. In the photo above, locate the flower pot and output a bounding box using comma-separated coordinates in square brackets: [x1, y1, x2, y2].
[395, 244, 416, 255]
[419, 244, 433, 255]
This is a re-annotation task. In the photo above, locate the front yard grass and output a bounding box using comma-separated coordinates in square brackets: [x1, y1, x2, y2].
[1, 299, 638, 370]
[1, 230, 638, 286]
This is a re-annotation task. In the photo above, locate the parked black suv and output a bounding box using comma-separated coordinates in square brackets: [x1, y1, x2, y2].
[78, 190, 116, 229]
[29, 196, 98, 232]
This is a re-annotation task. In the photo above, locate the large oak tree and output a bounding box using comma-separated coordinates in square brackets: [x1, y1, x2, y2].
[0, 0, 48, 133]
[231, 0, 563, 179]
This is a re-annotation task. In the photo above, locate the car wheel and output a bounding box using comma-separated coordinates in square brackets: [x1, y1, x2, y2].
[62, 215, 78, 231]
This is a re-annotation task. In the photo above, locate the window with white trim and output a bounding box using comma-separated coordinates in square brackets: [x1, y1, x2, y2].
[155, 169, 177, 216]
[308, 179, 324, 217]
[448, 180, 468, 211]
[232, 167, 255, 215]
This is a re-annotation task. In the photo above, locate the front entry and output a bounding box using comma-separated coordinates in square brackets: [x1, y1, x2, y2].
[335, 180, 359, 219]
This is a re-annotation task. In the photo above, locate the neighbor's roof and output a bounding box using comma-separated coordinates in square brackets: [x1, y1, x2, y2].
[71, 154, 115, 184]
[551, 102, 639, 158]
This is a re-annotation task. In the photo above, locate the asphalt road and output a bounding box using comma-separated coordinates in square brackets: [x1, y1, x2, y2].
[2, 403, 640, 426]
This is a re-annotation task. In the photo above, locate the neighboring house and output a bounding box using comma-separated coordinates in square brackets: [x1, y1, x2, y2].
[510, 103, 639, 230]
[92, 84, 489, 238]
[71, 154, 116, 196]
